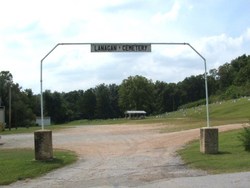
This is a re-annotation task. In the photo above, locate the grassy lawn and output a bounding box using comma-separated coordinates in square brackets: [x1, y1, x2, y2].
[178, 129, 250, 174]
[0, 149, 78, 185]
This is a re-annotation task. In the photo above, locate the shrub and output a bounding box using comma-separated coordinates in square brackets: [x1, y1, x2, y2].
[238, 126, 250, 151]
[0, 123, 4, 132]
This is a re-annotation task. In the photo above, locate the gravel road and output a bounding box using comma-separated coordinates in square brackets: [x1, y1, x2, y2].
[1, 123, 249, 188]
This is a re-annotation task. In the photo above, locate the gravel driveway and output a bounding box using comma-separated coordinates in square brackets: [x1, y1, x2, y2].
[1, 123, 249, 188]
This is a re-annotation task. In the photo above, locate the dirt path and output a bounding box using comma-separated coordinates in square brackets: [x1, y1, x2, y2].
[0, 123, 246, 187]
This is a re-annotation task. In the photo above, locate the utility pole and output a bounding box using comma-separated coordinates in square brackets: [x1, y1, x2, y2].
[8, 84, 11, 131]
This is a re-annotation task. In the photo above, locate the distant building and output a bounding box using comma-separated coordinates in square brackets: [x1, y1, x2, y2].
[36, 117, 51, 126]
[125, 110, 146, 119]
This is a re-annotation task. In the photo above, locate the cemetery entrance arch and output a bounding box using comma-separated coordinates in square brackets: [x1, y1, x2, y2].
[40, 43, 210, 129]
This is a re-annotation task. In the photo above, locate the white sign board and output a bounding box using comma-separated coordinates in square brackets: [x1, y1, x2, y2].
[91, 43, 151, 52]
[36, 117, 51, 126]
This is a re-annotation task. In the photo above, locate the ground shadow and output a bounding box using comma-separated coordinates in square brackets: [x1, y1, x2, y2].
[215, 151, 232, 155]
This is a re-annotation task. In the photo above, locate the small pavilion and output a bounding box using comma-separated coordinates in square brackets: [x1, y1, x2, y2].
[125, 110, 146, 119]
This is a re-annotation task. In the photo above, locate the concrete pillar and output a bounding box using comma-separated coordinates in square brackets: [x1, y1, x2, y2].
[34, 130, 53, 160]
[200, 127, 218, 154]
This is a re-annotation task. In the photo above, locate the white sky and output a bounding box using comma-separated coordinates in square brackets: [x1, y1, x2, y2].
[1, 0, 250, 93]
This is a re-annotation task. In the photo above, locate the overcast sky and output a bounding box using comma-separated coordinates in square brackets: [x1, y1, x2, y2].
[1, 0, 250, 93]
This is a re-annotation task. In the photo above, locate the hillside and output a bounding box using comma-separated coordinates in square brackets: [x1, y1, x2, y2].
[165, 97, 250, 127]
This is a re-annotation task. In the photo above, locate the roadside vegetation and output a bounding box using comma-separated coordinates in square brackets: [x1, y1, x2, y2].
[0, 149, 77, 185]
[1, 96, 249, 135]
[178, 129, 250, 174]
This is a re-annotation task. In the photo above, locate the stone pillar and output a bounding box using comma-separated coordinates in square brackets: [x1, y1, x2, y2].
[34, 130, 53, 160]
[200, 127, 218, 154]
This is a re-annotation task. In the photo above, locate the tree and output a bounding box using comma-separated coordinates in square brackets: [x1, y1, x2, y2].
[94, 84, 112, 119]
[119, 75, 154, 114]
[44, 90, 68, 124]
[217, 63, 235, 90]
[0, 71, 13, 107]
[7, 83, 36, 128]
[80, 89, 96, 120]
[23, 89, 40, 116]
[63, 90, 84, 121]
[0, 71, 36, 128]
[207, 69, 219, 96]
[108, 84, 122, 118]
[179, 75, 205, 103]
[232, 55, 250, 85]
[154, 81, 167, 114]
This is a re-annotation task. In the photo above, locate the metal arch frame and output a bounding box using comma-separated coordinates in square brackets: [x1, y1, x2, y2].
[40, 42, 210, 130]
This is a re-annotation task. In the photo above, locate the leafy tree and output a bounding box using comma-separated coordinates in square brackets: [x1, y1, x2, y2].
[44, 90, 68, 123]
[217, 63, 235, 90]
[232, 55, 250, 85]
[0, 71, 13, 107]
[154, 81, 168, 114]
[108, 84, 122, 118]
[12, 93, 35, 128]
[153, 82, 181, 113]
[95, 84, 113, 119]
[119, 75, 154, 114]
[63, 90, 84, 121]
[80, 89, 96, 120]
[207, 70, 219, 96]
[179, 75, 205, 103]
[167, 83, 182, 111]
[23, 89, 40, 116]
[0, 71, 36, 128]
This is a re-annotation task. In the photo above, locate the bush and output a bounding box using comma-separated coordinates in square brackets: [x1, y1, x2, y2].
[0, 123, 4, 132]
[238, 126, 250, 151]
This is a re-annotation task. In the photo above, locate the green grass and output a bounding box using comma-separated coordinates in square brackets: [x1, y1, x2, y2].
[178, 129, 250, 174]
[159, 97, 250, 132]
[167, 98, 250, 121]
[0, 149, 78, 185]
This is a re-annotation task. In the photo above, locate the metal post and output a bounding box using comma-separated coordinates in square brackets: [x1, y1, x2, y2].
[185, 43, 210, 127]
[40, 60, 44, 130]
[204, 59, 210, 127]
[40, 44, 60, 130]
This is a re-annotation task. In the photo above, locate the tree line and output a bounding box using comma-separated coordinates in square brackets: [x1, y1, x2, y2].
[0, 54, 250, 127]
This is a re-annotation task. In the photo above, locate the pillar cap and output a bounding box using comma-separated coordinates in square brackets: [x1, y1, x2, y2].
[34, 129, 52, 133]
[201, 127, 218, 130]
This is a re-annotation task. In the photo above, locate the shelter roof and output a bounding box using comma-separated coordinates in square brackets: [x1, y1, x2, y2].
[125, 110, 146, 114]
